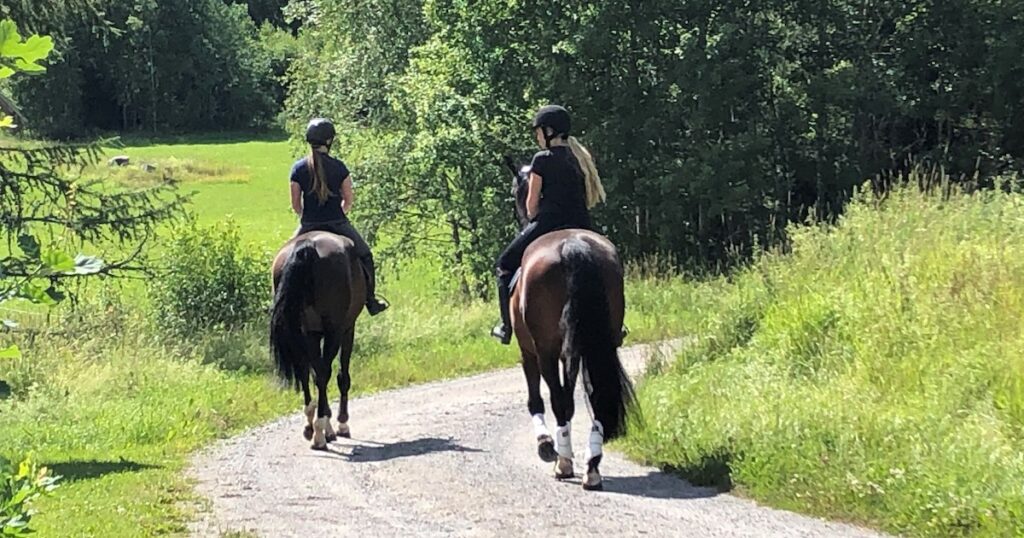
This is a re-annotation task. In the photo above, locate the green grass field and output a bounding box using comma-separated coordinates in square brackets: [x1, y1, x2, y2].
[0, 133, 688, 536]
[621, 185, 1024, 537]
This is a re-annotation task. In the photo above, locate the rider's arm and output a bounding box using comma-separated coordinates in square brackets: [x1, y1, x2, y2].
[526, 172, 542, 220]
[290, 182, 303, 215]
[341, 175, 355, 214]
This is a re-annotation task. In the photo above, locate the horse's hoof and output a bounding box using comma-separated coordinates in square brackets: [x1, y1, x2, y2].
[339, 431, 352, 439]
[336, 423, 351, 439]
[554, 457, 574, 480]
[537, 436, 558, 463]
[583, 465, 603, 491]
[303, 426, 314, 441]
[311, 443, 329, 451]
[326, 434, 338, 443]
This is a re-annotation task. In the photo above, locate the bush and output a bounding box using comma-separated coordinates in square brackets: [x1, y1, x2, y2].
[623, 182, 1024, 536]
[0, 457, 59, 536]
[149, 218, 269, 337]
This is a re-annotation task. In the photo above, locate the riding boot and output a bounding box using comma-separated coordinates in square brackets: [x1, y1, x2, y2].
[359, 254, 389, 316]
[491, 273, 513, 345]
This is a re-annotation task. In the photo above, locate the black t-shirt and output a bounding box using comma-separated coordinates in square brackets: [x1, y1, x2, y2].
[290, 154, 350, 224]
[530, 146, 590, 225]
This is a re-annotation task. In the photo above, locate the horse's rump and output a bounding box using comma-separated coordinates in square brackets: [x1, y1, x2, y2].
[272, 232, 365, 327]
[513, 229, 624, 351]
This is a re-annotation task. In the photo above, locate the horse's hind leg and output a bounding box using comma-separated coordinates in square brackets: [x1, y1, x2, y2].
[581, 369, 605, 491]
[521, 351, 556, 463]
[321, 331, 342, 443]
[310, 335, 333, 451]
[335, 327, 355, 438]
[301, 365, 315, 441]
[540, 352, 574, 479]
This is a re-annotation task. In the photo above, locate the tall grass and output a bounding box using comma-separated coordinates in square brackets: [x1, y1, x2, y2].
[622, 184, 1024, 536]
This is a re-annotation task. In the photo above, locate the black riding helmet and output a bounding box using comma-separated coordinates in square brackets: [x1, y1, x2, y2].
[305, 118, 336, 146]
[532, 105, 571, 147]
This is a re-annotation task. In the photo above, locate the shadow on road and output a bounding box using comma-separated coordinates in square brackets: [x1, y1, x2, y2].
[325, 437, 485, 463]
[596, 470, 721, 500]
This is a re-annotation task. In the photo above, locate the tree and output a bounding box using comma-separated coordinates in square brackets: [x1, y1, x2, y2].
[286, 0, 1024, 284]
[6, 0, 279, 137]
[0, 19, 188, 357]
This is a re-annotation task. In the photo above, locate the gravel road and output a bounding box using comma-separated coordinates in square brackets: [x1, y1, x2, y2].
[190, 341, 884, 537]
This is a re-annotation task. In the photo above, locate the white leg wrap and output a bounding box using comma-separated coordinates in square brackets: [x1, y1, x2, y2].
[584, 420, 604, 463]
[532, 414, 549, 438]
[325, 419, 336, 438]
[555, 424, 573, 459]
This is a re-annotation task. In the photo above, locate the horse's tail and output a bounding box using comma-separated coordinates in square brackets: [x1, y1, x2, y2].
[270, 239, 318, 391]
[559, 236, 636, 440]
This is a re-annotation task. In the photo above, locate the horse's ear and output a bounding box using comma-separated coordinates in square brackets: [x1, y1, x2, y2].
[502, 155, 518, 176]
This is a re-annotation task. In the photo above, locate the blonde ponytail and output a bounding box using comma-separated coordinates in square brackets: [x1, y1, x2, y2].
[306, 149, 330, 204]
[567, 136, 605, 209]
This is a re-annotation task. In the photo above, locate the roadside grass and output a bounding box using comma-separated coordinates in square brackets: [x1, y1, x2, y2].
[621, 184, 1024, 537]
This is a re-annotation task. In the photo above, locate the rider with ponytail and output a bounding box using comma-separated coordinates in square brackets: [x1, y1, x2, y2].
[492, 104, 606, 344]
[289, 118, 389, 316]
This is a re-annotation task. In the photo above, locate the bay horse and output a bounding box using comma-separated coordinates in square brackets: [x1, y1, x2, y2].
[270, 232, 365, 450]
[502, 156, 637, 490]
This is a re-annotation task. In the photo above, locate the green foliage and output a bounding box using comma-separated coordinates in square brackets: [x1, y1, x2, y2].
[0, 456, 59, 536]
[149, 218, 269, 336]
[236, 0, 291, 28]
[623, 179, 1024, 536]
[0, 19, 52, 79]
[0, 18, 53, 130]
[258, 23, 301, 110]
[287, 0, 1024, 283]
[6, 1, 279, 137]
[0, 141, 189, 315]
[0, 20, 186, 331]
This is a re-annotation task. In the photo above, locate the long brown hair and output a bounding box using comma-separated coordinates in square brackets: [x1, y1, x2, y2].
[305, 148, 330, 205]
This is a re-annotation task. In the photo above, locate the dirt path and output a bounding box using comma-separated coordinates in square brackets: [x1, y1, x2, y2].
[190, 341, 883, 537]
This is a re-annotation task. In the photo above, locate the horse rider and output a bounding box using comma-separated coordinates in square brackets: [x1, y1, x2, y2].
[491, 104, 607, 344]
[288, 118, 389, 316]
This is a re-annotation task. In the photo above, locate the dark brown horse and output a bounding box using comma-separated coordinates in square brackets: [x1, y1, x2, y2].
[270, 232, 365, 450]
[502, 156, 637, 490]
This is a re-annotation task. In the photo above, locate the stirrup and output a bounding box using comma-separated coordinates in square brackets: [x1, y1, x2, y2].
[366, 296, 390, 316]
[491, 323, 512, 345]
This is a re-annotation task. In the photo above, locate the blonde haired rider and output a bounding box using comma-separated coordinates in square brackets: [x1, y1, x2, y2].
[492, 105, 605, 343]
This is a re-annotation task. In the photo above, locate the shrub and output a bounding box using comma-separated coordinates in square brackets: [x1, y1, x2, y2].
[0, 457, 59, 536]
[149, 218, 269, 337]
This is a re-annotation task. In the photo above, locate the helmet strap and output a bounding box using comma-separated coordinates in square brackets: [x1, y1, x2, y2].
[543, 128, 556, 149]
